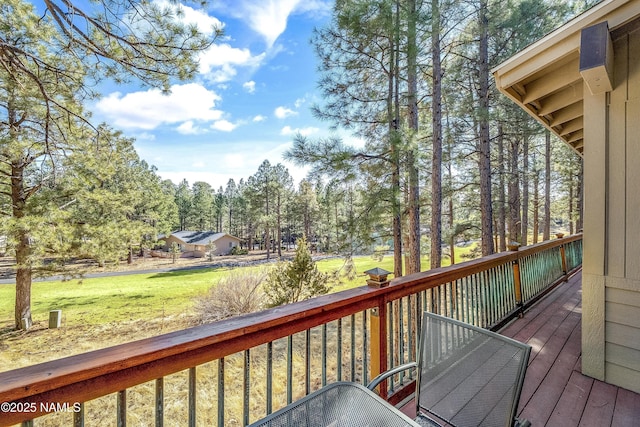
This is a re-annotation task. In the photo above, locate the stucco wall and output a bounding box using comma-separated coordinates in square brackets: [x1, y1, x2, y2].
[210, 235, 240, 255]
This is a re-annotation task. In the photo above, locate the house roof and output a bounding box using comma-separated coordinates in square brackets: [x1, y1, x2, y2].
[492, 0, 640, 155]
[170, 231, 241, 246]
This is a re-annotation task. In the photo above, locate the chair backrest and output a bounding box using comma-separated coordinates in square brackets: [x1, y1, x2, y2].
[416, 312, 531, 427]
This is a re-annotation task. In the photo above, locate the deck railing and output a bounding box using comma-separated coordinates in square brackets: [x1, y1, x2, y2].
[0, 234, 582, 427]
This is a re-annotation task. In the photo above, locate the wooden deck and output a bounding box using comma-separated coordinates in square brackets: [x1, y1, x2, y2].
[501, 271, 640, 426]
[402, 270, 640, 426]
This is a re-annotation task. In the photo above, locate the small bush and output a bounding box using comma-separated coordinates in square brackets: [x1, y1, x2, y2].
[193, 270, 266, 324]
[264, 237, 331, 307]
[230, 246, 248, 255]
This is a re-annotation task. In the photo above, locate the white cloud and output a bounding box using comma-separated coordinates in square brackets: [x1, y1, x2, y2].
[223, 153, 246, 167]
[134, 132, 156, 141]
[96, 83, 223, 130]
[229, 0, 332, 48]
[198, 44, 265, 83]
[243, 81, 256, 93]
[192, 161, 206, 168]
[274, 106, 297, 119]
[242, 0, 301, 47]
[280, 126, 319, 136]
[176, 121, 206, 135]
[294, 97, 306, 108]
[212, 120, 237, 132]
[253, 115, 267, 122]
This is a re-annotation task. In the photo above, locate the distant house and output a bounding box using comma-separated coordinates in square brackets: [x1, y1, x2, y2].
[161, 231, 242, 257]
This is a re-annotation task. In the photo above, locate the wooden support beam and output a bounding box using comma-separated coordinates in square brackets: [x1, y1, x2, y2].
[523, 60, 582, 104]
[560, 117, 584, 136]
[550, 101, 583, 126]
[538, 84, 584, 116]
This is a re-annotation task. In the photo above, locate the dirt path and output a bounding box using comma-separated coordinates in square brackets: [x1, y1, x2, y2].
[0, 250, 298, 284]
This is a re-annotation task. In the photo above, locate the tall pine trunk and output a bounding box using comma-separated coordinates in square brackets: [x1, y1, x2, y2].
[478, 0, 494, 255]
[388, 2, 402, 277]
[497, 125, 507, 251]
[508, 138, 521, 243]
[533, 163, 540, 244]
[12, 162, 32, 329]
[430, 0, 443, 269]
[521, 137, 529, 245]
[577, 161, 584, 232]
[543, 130, 551, 240]
[407, 0, 421, 274]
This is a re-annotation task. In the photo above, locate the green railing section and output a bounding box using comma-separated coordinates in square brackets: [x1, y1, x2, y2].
[6, 234, 582, 427]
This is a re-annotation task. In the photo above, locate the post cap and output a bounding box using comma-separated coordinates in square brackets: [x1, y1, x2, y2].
[507, 242, 521, 251]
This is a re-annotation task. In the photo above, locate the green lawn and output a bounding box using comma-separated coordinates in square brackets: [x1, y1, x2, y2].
[0, 268, 236, 327]
[0, 246, 478, 329]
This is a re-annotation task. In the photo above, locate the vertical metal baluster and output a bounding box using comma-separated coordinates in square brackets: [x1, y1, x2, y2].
[450, 281, 456, 319]
[321, 324, 327, 386]
[407, 295, 413, 379]
[494, 267, 502, 322]
[243, 350, 250, 426]
[267, 342, 273, 415]
[500, 264, 508, 317]
[498, 265, 503, 320]
[117, 390, 126, 427]
[399, 297, 405, 384]
[73, 402, 84, 427]
[305, 329, 311, 395]
[481, 270, 489, 327]
[490, 269, 497, 325]
[362, 310, 368, 384]
[350, 314, 356, 382]
[415, 292, 424, 344]
[471, 274, 478, 326]
[388, 301, 394, 391]
[336, 318, 343, 381]
[466, 275, 472, 325]
[217, 358, 225, 427]
[189, 367, 196, 427]
[485, 270, 490, 326]
[155, 378, 163, 427]
[287, 335, 293, 404]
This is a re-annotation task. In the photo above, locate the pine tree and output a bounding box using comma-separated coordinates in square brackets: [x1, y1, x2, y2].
[264, 237, 331, 307]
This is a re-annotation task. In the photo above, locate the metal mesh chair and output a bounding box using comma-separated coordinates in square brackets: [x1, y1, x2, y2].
[369, 312, 531, 427]
[247, 382, 421, 426]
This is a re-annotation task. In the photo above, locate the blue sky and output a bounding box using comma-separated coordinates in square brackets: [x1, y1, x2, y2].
[85, 0, 363, 190]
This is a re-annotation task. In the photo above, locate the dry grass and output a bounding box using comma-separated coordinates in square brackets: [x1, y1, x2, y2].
[25, 314, 380, 427]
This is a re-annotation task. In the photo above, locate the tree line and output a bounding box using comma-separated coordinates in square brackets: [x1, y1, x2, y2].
[1, 0, 591, 330]
[1, 0, 215, 329]
[281, 0, 591, 278]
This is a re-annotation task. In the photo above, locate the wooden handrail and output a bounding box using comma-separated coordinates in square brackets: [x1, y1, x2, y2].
[0, 234, 582, 426]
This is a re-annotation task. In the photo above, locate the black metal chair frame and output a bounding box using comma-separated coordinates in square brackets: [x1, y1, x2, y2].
[368, 312, 531, 427]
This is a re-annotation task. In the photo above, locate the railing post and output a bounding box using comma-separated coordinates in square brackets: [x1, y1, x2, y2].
[369, 300, 388, 399]
[508, 242, 524, 318]
[366, 269, 390, 397]
[557, 233, 568, 281]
